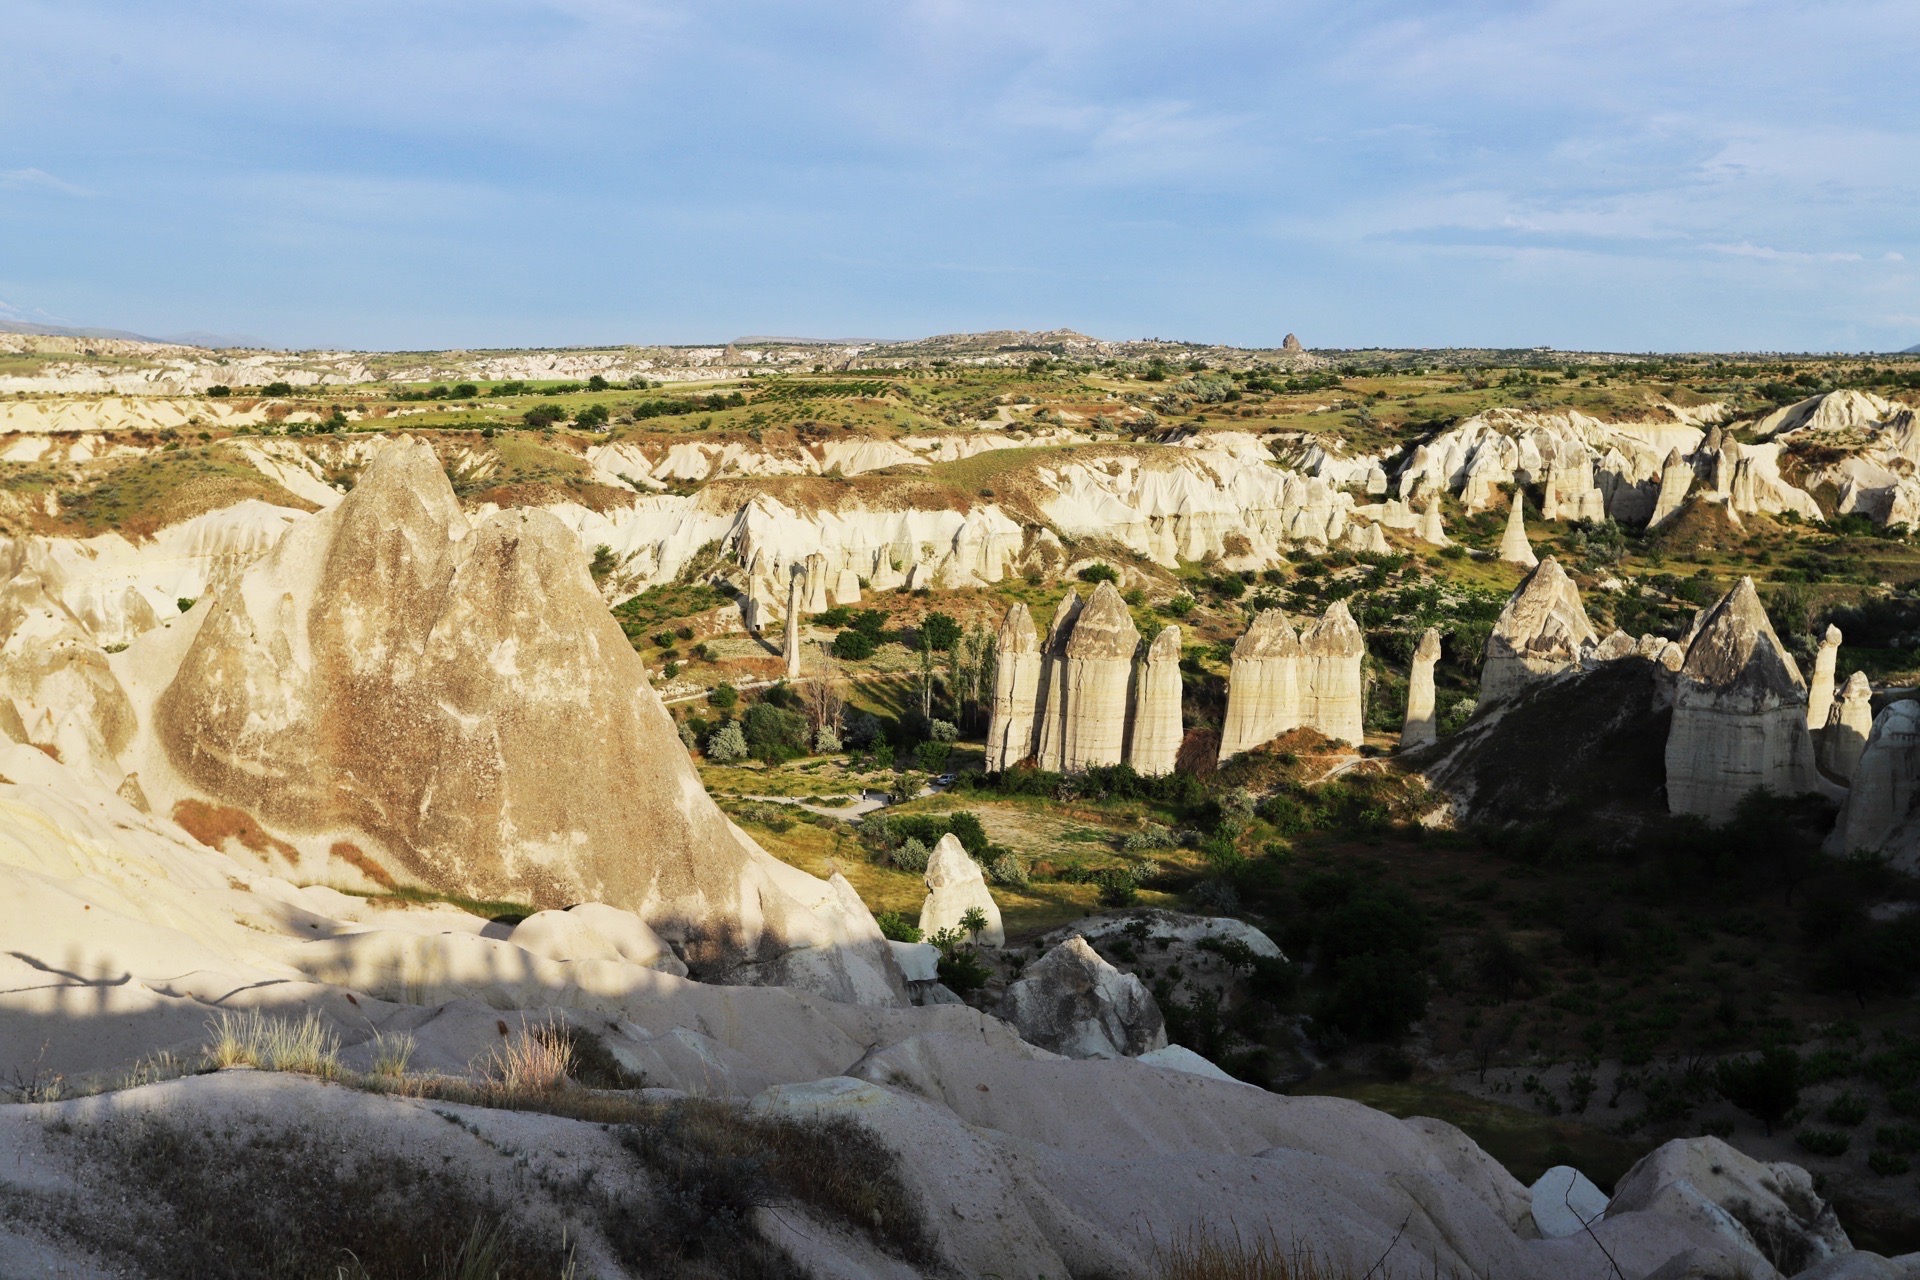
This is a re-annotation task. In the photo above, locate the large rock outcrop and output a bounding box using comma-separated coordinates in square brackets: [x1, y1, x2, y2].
[1218, 608, 1301, 761]
[1058, 582, 1139, 771]
[1479, 557, 1599, 704]
[1125, 625, 1182, 777]
[1031, 591, 1082, 771]
[1219, 601, 1365, 758]
[1664, 578, 1822, 821]
[1401, 626, 1442, 750]
[150, 439, 905, 1003]
[918, 833, 1004, 946]
[1826, 699, 1920, 866]
[1298, 600, 1365, 746]
[996, 935, 1167, 1058]
[984, 603, 1042, 772]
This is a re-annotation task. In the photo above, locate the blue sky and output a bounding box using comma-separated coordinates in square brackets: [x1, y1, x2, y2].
[3, 1, 1917, 352]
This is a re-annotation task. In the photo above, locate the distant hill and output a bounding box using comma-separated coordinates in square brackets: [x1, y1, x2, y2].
[1903, 343, 1920, 354]
[0, 318, 269, 348]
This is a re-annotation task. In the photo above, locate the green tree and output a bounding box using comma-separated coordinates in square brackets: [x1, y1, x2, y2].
[960, 907, 988, 945]
[707, 683, 738, 712]
[741, 702, 809, 763]
[261, 381, 292, 397]
[524, 403, 566, 429]
[1716, 1048, 1802, 1136]
[573, 403, 610, 430]
[919, 612, 961, 651]
[704, 722, 747, 762]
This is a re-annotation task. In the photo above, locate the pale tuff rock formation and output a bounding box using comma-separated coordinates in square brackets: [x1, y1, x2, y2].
[996, 935, 1168, 1059]
[1031, 591, 1083, 771]
[1531, 1166, 1609, 1239]
[1606, 1136, 1851, 1277]
[1826, 700, 1920, 864]
[1664, 578, 1823, 822]
[1218, 601, 1366, 759]
[1218, 609, 1301, 761]
[1058, 582, 1140, 771]
[1498, 490, 1539, 567]
[1479, 557, 1599, 704]
[1419, 498, 1449, 546]
[918, 833, 1004, 947]
[150, 439, 905, 1003]
[992, 589, 1179, 775]
[801, 551, 833, 613]
[0, 566, 136, 780]
[1807, 624, 1843, 729]
[984, 603, 1042, 772]
[1298, 600, 1366, 747]
[507, 904, 687, 976]
[1588, 629, 1637, 663]
[1822, 671, 1874, 782]
[1757, 388, 1898, 439]
[1125, 625, 1183, 777]
[782, 571, 803, 679]
[1647, 447, 1694, 529]
[1401, 627, 1442, 750]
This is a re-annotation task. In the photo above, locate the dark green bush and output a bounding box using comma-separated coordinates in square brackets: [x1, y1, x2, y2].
[742, 703, 809, 763]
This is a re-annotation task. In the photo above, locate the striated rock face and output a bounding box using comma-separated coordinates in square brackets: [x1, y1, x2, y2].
[1822, 671, 1874, 782]
[918, 833, 1004, 946]
[1664, 578, 1822, 821]
[1218, 608, 1301, 761]
[1827, 699, 1920, 864]
[151, 439, 905, 1003]
[984, 603, 1042, 772]
[1401, 627, 1442, 750]
[1480, 557, 1599, 704]
[1032, 591, 1082, 772]
[996, 935, 1167, 1059]
[1126, 625, 1183, 777]
[1058, 582, 1140, 771]
[1647, 447, 1694, 529]
[1498, 491, 1538, 567]
[0, 567, 136, 780]
[1807, 624, 1842, 730]
[1298, 600, 1365, 746]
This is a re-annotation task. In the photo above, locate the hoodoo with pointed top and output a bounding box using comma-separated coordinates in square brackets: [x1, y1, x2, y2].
[1480, 557, 1598, 704]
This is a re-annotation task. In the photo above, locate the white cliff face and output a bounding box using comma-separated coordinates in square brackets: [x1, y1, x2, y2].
[1826, 699, 1920, 868]
[918, 833, 1005, 946]
[1480, 557, 1599, 704]
[1401, 627, 1442, 751]
[1664, 578, 1824, 822]
[1821, 671, 1874, 783]
[0, 502, 308, 648]
[1126, 625, 1183, 777]
[984, 603, 1042, 773]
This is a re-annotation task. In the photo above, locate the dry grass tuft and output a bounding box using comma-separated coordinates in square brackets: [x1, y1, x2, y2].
[204, 1009, 342, 1077]
[480, 1020, 574, 1095]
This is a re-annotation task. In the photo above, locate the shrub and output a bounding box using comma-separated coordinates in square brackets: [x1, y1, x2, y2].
[708, 683, 739, 711]
[1077, 563, 1119, 584]
[988, 853, 1030, 888]
[261, 380, 293, 396]
[832, 629, 878, 660]
[1716, 1048, 1803, 1135]
[1794, 1128, 1851, 1157]
[1317, 953, 1427, 1041]
[207, 384, 231, 397]
[843, 710, 882, 748]
[919, 612, 961, 650]
[705, 722, 748, 762]
[1823, 1092, 1870, 1126]
[875, 911, 922, 943]
[742, 703, 809, 763]
[523, 403, 566, 428]
[814, 725, 842, 753]
[1876, 1121, 1920, 1153]
[927, 718, 958, 743]
[483, 1020, 575, 1094]
[1122, 826, 1177, 853]
[451, 382, 478, 399]
[573, 403, 611, 430]
[1867, 1151, 1911, 1177]
[893, 838, 932, 874]
[1095, 866, 1141, 908]
[913, 741, 951, 772]
[1162, 594, 1195, 618]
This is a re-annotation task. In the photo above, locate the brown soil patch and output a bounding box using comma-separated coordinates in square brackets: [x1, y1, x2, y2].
[328, 840, 395, 888]
[172, 799, 297, 860]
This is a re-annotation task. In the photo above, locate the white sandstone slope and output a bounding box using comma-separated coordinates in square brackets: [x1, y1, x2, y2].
[139, 438, 904, 1003]
[1664, 578, 1825, 822]
[1480, 557, 1599, 704]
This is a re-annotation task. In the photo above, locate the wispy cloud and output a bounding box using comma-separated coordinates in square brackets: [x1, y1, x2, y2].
[0, 168, 89, 196]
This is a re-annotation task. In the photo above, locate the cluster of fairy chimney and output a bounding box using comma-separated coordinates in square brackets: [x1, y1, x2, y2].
[984, 581, 1368, 774]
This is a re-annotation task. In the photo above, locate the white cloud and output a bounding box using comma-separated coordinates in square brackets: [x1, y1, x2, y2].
[0, 168, 89, 196]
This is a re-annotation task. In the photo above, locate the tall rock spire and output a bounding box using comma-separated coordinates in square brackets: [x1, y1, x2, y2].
[1401, 627, 1442, 751]
[1498, 490, 1539, 568]
[783, 570, 803, 680]
[983, 603, 1042, 772]
[1124, 625, 1183, 777]
[1479, 557, 1598, 704]
[1806, 624, 1842, 730]
[1058, 582, 1139, 772]
[1647, 447, 1693, 529]
[1218, 609, 1301, 763]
